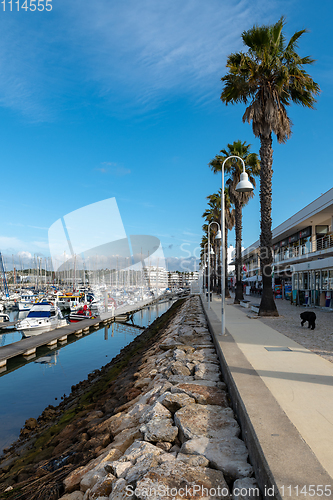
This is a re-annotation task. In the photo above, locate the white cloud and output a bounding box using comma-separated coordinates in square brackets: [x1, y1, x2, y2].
[0, 236, 49, 258]
[0, 0, 282, 119]
[17, 251, 33, 260]
[0, 236, 26, 251]
[95, 163, 131, 176]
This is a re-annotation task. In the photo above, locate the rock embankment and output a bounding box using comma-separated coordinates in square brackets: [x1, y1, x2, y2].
[0, 297, 261, 499]
[60, 296, 259, 500]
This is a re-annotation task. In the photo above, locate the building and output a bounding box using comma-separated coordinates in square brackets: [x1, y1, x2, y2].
[242, 188, 333, 308]
[168, 271, 199, 288]
[143, 266, 168, 290]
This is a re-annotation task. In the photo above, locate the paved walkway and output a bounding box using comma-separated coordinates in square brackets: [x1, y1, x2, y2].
[201, 293, 333, 499]
[239, 294, 333, 363]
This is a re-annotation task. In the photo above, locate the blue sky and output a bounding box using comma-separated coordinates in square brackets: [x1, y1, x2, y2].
[0, 0, 332, 271]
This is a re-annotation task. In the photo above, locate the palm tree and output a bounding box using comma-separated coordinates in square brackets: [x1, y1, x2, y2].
[200, 235, 209, 292]
[220, 17, 320, 315]
[224, 187, 235, 298]
[203, 189, 235, 297]
[203, 192, 222, 293]
[209, 140, 260, 304]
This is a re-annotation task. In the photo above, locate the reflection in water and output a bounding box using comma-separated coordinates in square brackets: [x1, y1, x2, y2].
[34, 350, 59, 366]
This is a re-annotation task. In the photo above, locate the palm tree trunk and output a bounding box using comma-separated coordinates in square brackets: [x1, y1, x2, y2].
[225, 227, 230, 298]
[234, 199, 244, 304]
[259, 134, 278, 316]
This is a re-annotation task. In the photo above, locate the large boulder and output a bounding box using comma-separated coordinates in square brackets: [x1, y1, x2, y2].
[174, 404, 239, 442]
[181, 437, 253, 481]
[140, 418, 178, 443]
[158, 392, 196, 413]
[109, 478, 134, 500]
[135, 461, 230, 499]
[122, 440, 163, 462]
[139, 402, 172, 424]
[171, 384, 229, 406]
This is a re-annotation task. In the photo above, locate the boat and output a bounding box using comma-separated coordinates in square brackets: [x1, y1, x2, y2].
[17, 291, 40, 311]
[56, 293, 84, 311]
[16, 301, 68, 337]
[68, 305, 96, 323]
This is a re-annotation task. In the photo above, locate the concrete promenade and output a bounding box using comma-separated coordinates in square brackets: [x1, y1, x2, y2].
[201, 293, 333, 500]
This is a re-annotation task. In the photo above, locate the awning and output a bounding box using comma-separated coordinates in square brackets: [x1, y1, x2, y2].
[245, 275, 262, 282]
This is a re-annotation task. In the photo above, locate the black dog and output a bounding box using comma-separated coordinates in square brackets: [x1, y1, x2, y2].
[300, 311, 316, 330]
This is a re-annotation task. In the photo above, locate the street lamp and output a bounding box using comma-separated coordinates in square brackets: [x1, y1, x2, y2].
[202, 242, 212, 294]
[221, 156, 254, 335]
[208, 221, 221, 309]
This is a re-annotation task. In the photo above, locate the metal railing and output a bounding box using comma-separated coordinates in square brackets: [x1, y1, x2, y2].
[316, 234, 333, 251]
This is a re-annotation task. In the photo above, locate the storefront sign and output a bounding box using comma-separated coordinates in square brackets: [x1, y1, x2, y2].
[273, 226, 311, 250]
[299, 227, 311, 239]
[288, 233, 298, 244]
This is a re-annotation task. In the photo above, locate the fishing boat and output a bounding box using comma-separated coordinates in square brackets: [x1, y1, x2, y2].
[68, 305, 96, 323]
[17, 291, 40, 311]
[16, 301, 68, 337]
[56, 293, 84, 311]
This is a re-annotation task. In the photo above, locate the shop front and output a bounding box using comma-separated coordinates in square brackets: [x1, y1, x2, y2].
[292, 259, 333, 308]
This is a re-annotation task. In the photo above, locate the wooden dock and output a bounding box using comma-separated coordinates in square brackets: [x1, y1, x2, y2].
[0, 294, 180, 369]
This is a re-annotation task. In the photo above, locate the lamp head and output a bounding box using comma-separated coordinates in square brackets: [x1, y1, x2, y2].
[215, 230, 222, 240]
[209, 247, 215, 255]
[235, 171, 254, 193]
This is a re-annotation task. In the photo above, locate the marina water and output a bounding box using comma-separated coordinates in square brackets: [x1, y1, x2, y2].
[0, 300, 176, 455]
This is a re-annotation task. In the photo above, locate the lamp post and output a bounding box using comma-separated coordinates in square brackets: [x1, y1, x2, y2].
[221, 156, 254, 335]
[208, 221, 221, 309]
[202, 242, 209, 293]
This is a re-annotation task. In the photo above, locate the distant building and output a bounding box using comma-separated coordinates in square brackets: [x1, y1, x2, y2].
[143, 266, 168, 290]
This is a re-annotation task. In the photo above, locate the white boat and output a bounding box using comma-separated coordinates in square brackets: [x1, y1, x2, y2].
[16, 302, 68, 337]
[56, 293, 84, 311]
[17, 291, 39, 311]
